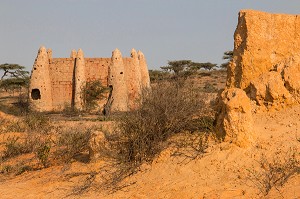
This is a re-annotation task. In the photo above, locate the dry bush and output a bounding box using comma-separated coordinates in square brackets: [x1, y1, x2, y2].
[15, 164, 32, 175]
[62, 105, 82, 117]
[0, 162, 33, 176]
[0, 89, 29, 116]
[2, 136, 26, 159]
[203, 82, 218, 93]
[1, 133, 52, 163]
[1, 127, 92, 170]
[100, 81, 214, 189]
[23, 112, 51, 133]
[0, 119, 22, 133]
[6, 120, 27, 132]
[247, 148, 300, 196]
[65, 172, 97, 195]
[171, 116, 215, 161]
[1, 136, 34, 160]
[2, 112, 51, 134]
[55, 128, 91, 163]
[171, 132, 211, 162]
[1, 113, 53, 161]
[14, 93, 29, 114]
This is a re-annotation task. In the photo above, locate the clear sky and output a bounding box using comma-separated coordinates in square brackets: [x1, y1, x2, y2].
[0, 0, 299, 72]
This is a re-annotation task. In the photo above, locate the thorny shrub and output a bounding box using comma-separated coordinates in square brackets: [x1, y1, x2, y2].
[23, 112, 51, 133]
[0, 163, 33, 176]
[1, 136, 32, 159]
[1, 133, 51, 162]
[55, 128, 92, 163]
[100, 80, 215, 189]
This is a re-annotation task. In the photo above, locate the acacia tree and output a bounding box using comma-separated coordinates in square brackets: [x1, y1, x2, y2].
[199, 62, 217, 71]
[220, 51, 233, 69]
[160, 60, 218, 79]
[0, 63, 29, 93]
[160, 60, 194, 77]
[0, 63, 28, 79]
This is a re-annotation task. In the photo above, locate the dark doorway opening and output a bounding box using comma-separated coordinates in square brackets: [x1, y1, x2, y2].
[31, 89, 41, 100]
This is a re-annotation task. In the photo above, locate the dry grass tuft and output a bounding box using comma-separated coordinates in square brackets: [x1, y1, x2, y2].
[246, 148, 300, 196]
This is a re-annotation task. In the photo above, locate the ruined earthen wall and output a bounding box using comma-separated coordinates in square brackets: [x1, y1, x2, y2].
[30, 47, 150, 112]
[228, 10, 300, 89]
[123, 58, 134, 69]
[85, 58, 111, 86]
[138, 51, 151, 89]
[49, 58, 75, 108]
[29, 47, 53, 111]
[123, 57, 137, 109]
[108, 49, 129, 112]
[74, 49, 85, 110]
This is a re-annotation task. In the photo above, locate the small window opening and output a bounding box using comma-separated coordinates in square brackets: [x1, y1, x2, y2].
[31, 89, 41, 100]
[120, 72, 123, 74]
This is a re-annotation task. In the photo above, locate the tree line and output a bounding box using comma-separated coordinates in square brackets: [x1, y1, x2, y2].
[150, 50, 233, 81]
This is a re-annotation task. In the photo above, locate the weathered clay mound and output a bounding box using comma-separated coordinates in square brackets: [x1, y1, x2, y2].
[228, 10, 300, 90]
[227, 10, 300, 107]
[216, 10, 300, 146]
[215, 88, 254, 147]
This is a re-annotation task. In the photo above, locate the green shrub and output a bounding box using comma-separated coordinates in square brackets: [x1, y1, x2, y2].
[35, 141, 51, 168]
[82, 80, 109, 112]
[0, 165, 13, 174]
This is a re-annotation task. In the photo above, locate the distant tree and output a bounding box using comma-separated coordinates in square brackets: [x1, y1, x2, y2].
[0, 63, 28, 80]
[148, 70, 170, 82]
[198, 62, 217, 71]
[0, 63, 29, 93]
[160, 60, 205, 78]
[160, 60, 194, 77]
[160, 60, 218, 79]
[220, 51, 233, 69]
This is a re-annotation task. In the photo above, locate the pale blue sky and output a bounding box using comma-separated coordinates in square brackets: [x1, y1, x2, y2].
[0, 0, 299, 71]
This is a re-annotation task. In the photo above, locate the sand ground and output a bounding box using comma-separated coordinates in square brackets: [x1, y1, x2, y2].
[0, 71, 299, 198]
[0, 104, 299, 199]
